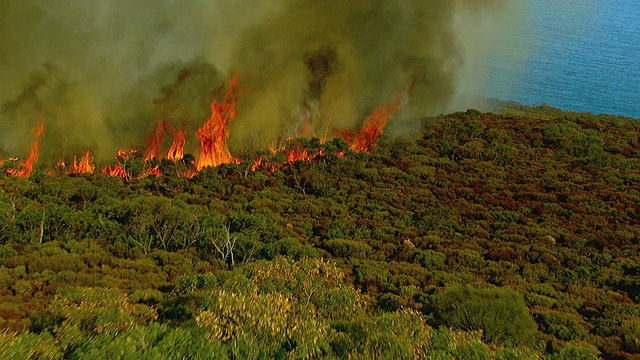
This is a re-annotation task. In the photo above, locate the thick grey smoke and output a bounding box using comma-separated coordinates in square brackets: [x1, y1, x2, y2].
[0, 0, 519, 163]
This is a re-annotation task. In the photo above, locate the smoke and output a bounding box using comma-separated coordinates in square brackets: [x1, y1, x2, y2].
[0, 0, 520, 163]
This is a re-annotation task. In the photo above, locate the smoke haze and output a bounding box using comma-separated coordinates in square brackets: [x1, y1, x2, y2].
[0, 0, 523, 162]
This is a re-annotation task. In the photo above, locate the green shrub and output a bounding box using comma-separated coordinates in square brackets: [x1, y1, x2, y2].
[428, 328, 456, 352]
[533, 309, 590, 341]
[620, 320, 640, 354]
[261, 237, 318, 260]
[11, 280, 32, 296]
[330, 321, 368, 357]
[51, 287, 158, 351]
[0, 270, 12, 291]
[367, 309, 432, 359]
[352, 260, 390, 293]
[69, 323, 227, 360]
[452, 341, 491, 360]
[430, 285, 537, 346]
[549, 342, 600, 360]
[494, 347, 540, 360]
[0, 331, 63, 360]
[197, 289, 329, 359]
[414, 249, 447, 269]
[325, 238, 372, 259]
[0, 245, 18, 259]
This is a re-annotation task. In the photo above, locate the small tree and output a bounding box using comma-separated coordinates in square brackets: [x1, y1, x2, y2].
[211, 224, 238, 267]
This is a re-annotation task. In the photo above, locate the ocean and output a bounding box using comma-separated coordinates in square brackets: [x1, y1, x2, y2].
[484, 0, 640, 119]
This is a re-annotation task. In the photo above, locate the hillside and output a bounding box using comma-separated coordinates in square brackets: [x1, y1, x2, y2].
[0, 106, 639, 359]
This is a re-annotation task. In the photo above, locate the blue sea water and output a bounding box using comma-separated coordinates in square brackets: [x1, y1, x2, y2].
[484, 0, 640, 118]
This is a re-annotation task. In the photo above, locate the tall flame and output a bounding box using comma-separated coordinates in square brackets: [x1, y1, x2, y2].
[144, 120, 170, 161]
[167, 128, 186, 161]
[7, 119, 45, 177]
[2, 74, 409, 179]
[72, 151, 95, 174]
[339, 92, 405, 153]
[195, 74, 239, 170]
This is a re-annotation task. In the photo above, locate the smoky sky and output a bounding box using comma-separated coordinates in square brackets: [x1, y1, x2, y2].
[0, 0, 518, 162]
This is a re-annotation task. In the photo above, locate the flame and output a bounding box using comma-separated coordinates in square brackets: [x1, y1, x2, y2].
[268, 144, 279, 154]
[251, 157, 263, 171]
[252, 139, 325, 172]
[116, 149, 138, 160]
[321, 116, 333, 144]
[101, 164, 129, 179]
[144, 120, 170, 161]
[195, 74, 239, 170]
[339, 91, 406, 153]
[100, 149, 135, 179]
[142, 165, 162, 177]
[2, 73, 408, 181]
[71, 151, 95, 174]
[285, 147, 313, 163]
[7, 119, 45, 177]
[167, 128, 186, 161]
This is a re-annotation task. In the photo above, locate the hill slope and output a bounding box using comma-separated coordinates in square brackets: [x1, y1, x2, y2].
[0, 106, 639, 358]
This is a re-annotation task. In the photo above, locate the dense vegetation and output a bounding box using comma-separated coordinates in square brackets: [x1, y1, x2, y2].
[0, 105, 639, 359]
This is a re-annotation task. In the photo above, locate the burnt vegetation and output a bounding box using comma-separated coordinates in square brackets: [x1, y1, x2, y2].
[1, 105, 639, 359]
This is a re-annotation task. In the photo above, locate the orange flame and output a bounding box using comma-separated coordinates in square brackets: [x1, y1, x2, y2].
[195, 74, 239, 170]
[144, 120, 170, 161]
[252, 139, 326, 172]
[285, 147, 313, 163]
[1, 73, 407, 181]
[7, 119, 45, 177]
[116, 149, 138, 161]
[142, 165, 162, 177]
[71, 151, 95, 174]
[167, 128, 186, 161]
[251, 157, 263, 171]
[339, 92, 405, 153]
[101, 164, 129, 179]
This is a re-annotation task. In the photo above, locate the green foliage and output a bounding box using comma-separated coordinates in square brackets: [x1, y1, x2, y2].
[261, 237, 318, 260]
[533, 309, 590, 341]
[0, 245, 17, 260]
[366, 309, 432, 358]
[70, 323, 227, 360]
[0, 331, 63, 360]
[548, 342, 601, 360]
[0, 108, 638, 358]
[50, 287, 158, 351]
[620, 320, 640, 354]
[325, 238, 372, 259]
[413, 249, 447, 269]
[197, 289, 329, 358]
[430, 285, 537, 346]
